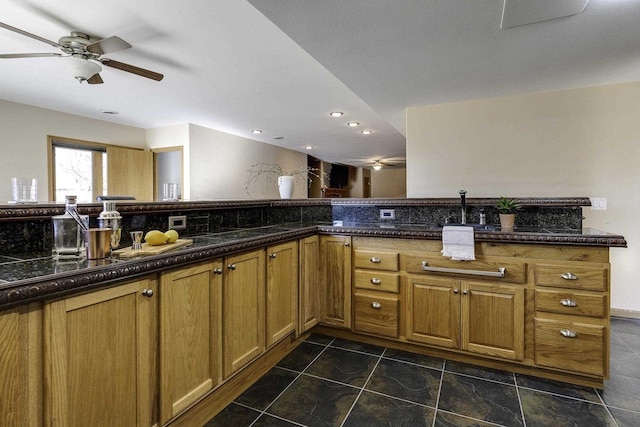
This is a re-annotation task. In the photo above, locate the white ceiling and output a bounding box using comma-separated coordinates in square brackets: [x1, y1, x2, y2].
[2, 0, 639, 169]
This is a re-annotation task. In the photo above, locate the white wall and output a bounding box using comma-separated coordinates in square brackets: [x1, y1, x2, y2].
[371, 168, 407, 198]
[0, 99, 146, 202]
[407, 81, 640, 312]
[188, 124, 308, 199]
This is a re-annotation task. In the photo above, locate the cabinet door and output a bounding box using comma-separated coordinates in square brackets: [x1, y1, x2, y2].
[319, 235, 352, 329]
[223, 249, 266, 378]
[160, 261, 221, 423]
[462, 281, 524, 360]
[407, 277, 460, 348]
[44, 277, 157, 427]
[0, 303, 42, 427]
[299, 235, 320, 333]
[266, 241, 298, 347]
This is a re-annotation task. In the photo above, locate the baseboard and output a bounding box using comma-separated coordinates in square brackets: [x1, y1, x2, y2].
[611, 308, 640, 319]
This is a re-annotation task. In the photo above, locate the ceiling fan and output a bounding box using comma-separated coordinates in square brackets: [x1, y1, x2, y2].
[0, 22, 163, 84]
[371, 159, 396, 170]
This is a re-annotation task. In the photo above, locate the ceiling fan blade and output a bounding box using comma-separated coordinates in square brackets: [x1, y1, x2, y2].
[100, 58, 163, 81]
[0, 52, 63, 59]
[86, 36, 132, 55]
[87, 73, 104, 84]
[0, 22, 63, 49]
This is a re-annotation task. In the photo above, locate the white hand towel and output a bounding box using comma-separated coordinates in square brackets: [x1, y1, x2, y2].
[441, 226, 475, 261]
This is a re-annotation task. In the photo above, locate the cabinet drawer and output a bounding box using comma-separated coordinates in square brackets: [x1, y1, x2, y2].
[354, 250, 399, 271]
[354, 293, 399, 338]
[406, 255, 526, 284]
[535, 289, 606, 318]
[354, 270, 399, 293]
[534, 318, 605, 376]
[535, 264, 607, 291]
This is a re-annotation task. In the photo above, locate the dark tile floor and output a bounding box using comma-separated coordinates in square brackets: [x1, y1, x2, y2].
[206, 317, 640, 427]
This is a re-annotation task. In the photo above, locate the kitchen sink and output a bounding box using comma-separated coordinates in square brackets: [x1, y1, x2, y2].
[434, 223, 496, 231]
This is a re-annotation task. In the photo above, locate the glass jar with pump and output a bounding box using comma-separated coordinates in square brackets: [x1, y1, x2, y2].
[52, 195, 89, 260]
[98, 201, 122, 249]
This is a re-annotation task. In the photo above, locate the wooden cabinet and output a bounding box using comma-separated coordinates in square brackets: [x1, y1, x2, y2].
[533, 261, 610, 377]
[299, 235, 321, 333]
[222, 249, 266, 378]
[159, 261, 222, 424]
[319, 235, 352, 329]
[407, 277, 460, 349]
[0, 303, 42, 427]
[353, 247, 400, 338]
[266, 241, 298, 347]
[462, 281, 524, 360]
[407, 276, 524, 360]
[44, 276, 158, 427]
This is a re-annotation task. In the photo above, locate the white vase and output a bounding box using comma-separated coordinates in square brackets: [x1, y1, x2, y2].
[277, 176, 295, 199]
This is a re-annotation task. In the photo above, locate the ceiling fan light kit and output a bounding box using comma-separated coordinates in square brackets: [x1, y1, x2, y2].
[0, 22, 163, 84]
[66, 56, 102, 82]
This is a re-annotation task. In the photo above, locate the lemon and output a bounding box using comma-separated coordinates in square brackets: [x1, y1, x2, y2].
[145, 230, 169, 246]
[165, 229, 179, 243]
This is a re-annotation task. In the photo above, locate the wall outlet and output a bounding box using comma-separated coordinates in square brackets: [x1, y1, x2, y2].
[168, 215, 187, 230]
[380, 209, 395, 220]
[590, 198, 607, 211]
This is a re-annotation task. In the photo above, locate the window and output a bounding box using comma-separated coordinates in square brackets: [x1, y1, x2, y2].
[49, 137, 107, 202]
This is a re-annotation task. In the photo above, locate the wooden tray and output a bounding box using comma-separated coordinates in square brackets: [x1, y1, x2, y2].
[112, 239, 193, 258]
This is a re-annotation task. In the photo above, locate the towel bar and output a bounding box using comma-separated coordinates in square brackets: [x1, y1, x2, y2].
[421, 261, 506, 278]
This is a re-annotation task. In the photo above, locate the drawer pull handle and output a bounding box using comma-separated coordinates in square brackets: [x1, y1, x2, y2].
[371, 278, 382, 285]
[422, 262, 506, 278]
[560, 329, 577, 338]
[560, 299, 577, 307]
[370, 257, 381, 263]
[371, 302, 382, 309]
[561, 272, 578, 280]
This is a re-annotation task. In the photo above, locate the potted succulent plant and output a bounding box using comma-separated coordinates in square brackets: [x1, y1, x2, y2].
[496, 196, 521, 231]
[245, 163, 326, 199]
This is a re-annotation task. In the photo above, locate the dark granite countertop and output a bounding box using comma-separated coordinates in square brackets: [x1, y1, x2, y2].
[0, 222, 626, 310]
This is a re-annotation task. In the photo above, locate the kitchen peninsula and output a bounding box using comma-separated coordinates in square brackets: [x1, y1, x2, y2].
[0, 198, 626, 427]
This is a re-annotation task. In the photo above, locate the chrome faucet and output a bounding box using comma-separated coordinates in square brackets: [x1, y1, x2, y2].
[459, 190, 467, 224]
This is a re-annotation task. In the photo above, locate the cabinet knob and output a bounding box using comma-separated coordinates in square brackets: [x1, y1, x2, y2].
[560, 329, 577, 338]
[370, 257, 381, 263]
[561, 272, 578, 280]
[227, 264, 236, 270]
[269, 253, 277, 259]
[371, 278, 382, 285]
[213, 268, 223, 275]
[560, 298, 577, 307]
[344, 242, 350, 247]
[141, 288, 154, 298]
[453, 288, 459, 294]
[462, 290, 468, 295]
[371, 302, 382, 309]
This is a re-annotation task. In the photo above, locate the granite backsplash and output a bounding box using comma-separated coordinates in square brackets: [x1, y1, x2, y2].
[0, 198, 585, 256]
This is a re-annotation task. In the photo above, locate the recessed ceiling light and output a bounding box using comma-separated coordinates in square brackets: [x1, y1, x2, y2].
[361, 130, 373, 135]
[330, 112, 344, 117]
[100, 109, 118, 115]
[251, 129, 263, 134]
[273, 136, 284, 140]
[347, 122, 360, 127]
[304, 145, 314, 150]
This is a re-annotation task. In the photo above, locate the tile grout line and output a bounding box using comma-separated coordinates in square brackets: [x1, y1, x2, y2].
[513, 372, 528, 427]
[246, 337, 336, 427]
[431, 360, 446, 427]
[595, 386, 621, 427]
[338, 347, 387, 427]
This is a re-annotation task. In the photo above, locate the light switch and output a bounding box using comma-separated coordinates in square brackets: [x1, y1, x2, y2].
[590, 198, 607, 211]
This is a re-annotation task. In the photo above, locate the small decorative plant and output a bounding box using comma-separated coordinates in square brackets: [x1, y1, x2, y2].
[244, 162, 327, 197]
[496, 197, 521, 214]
